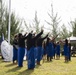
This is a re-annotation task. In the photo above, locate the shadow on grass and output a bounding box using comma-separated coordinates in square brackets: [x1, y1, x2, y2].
[35, 64, 42, 68]
[6, 65, 34, 75]
[18, 69, 34, 75]
[5, 63, 17, 67]
[43, 60, 53, 63]
[0, 56, 4, 61]
[6, 66, 22, 73]
[64, 61, 70, 64]
[0, 58, 2, 61]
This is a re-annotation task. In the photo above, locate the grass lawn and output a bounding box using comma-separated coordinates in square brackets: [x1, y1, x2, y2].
[0, 56, 76, 75]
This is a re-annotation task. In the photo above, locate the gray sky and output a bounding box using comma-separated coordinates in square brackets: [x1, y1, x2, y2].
[4, 0, 76, 31]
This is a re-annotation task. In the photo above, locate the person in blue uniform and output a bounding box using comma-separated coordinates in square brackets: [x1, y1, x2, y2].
[68, 43, 71, 61]
[27, 30, 43, 69]
[18, 33, 28, 67]
[46, 37, 53, 61]
[13, 34, 18, 64]
[56, 42, 60, 60]
[46, 35, 58, 61]
[52, 42, 56, 59]
[42, 41, 47, 63]
[63, 39, 69, 62]
[36, 34, 48, 65]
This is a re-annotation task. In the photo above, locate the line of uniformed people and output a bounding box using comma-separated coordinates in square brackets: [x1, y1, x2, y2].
[13, 31, 71, 70]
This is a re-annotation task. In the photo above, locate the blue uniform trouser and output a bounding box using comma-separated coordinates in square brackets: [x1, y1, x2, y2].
[13, 48, 18, 61]
[27, 47, 35, 69]
[18, 47, 25, 67]
[37, 47, 43, 62]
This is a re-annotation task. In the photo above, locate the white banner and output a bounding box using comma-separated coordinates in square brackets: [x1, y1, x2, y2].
[1, 40, 13, 61]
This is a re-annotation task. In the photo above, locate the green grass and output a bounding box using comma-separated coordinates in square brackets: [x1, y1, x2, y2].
[0, 56, 76, 75]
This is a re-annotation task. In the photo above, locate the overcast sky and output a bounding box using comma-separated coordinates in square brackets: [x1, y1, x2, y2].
[4, 0, 76, 31]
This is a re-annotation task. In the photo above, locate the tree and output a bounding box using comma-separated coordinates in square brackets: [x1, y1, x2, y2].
[24, 21, 34, 33]
[4, 10, 21, 43]
[0, 0, 8, 39]
[33, 11, 40, 33]
[24, 11, 42, 33]
[59, 24, 72, 39]
[45, 4, 61, 37]
[10, 13, 21, 42]
[0, 2, 22, 44]
[0, 0, 3, 35]
[69, 19, 76, 36]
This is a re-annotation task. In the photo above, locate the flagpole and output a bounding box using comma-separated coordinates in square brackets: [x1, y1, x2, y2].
[8, 0, 11, 44]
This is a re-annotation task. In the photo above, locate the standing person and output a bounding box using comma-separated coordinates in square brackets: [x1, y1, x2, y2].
[36, 34, 48, 65]
[18, 33, 28, 67]
[52, 42, 56, 59]
[46, 37, 53, 61]
[42, 41, 47, 63]
[56, 42, 60, 60]
[46, 35, 58, 61]
[27, 30, 43, 70]
[13, 34, 18, 64]
[51, 35, 58, 59]
[68, 43, 71, 61]
[63, 39, 69, 62]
